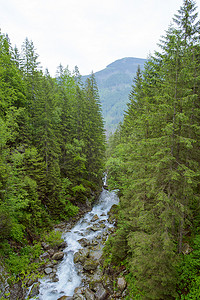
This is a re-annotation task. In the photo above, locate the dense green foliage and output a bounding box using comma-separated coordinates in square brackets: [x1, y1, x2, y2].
[105, 1, 200, 298]
[0, 32, 105, 248]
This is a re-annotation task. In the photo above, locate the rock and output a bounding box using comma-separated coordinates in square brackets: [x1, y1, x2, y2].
[91, 214, 99, 222]
[41, 242, 51, 250]
[48, 249, 55, 257]
[122, 289, 128, 298]
[108, 227, 115, 233]
[95, 283, 108, 300]
[89, 266, 103, 283]
[103, 276, 114, 294]
[78, 238, 90, 247]
[26, 277, 38, 287]
[85, 288, 95, 300]
[73, 294, 85, 300]
[108, 204, 118, 223]
[29, 282, 40, 298]
[57, 295, 69, 300]
[52, 251, 64, 260]
[89, 250, 102, 261]
[73, 288, 85, 300]
[101, 213, 106, 216]
[96, 234, 102, 239]
[39, 251, 50, 260]
[76, 264, 84, 275]
[99, 224, 106, 229]
[74, 248, 90, 264]
[59, 241, 68, 250]
[9, 281, 24, 300]
[91, 240, 99, 246]
[49, 273, 59, 282]
[55, 222, 67, 230]
[44, 267, 53, 275]
[83, 259, 98, 272]
[89, 226, 100, 232]
[45, 262, 54, 268]
[117, 277, 126, 291]
[74, 287, 83, 294]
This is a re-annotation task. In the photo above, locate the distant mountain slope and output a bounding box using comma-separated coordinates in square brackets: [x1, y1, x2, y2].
[84, 57, 147, 133]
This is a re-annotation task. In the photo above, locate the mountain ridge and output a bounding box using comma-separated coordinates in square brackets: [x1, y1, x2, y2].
[83, 57, 147, 133]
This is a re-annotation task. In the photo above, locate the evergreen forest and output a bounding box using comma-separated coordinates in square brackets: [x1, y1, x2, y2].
[1, 0, 200, 299]
[105, 0, 200, 299]
[0, 31, 105, 285]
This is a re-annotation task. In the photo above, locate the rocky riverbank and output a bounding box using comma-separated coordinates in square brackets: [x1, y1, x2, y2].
[34, 203, 128, 300]
[1, 190, 129, 300]
[0, 201, 93, 300]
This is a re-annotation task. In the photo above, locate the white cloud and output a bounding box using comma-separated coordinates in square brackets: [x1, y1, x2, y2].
[1, 0, 195, 75]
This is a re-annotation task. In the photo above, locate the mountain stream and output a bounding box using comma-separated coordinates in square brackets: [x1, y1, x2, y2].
[33, 185, 119, 299]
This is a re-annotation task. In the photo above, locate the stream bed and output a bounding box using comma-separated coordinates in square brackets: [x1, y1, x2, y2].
[34, 187, 119, 299]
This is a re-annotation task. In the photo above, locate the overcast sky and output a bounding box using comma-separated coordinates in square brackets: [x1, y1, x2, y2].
[1, 0, 198, 76]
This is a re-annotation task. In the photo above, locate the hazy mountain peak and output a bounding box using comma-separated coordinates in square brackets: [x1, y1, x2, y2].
[84, 57, 147, 133]
[106, 57, 146, 70]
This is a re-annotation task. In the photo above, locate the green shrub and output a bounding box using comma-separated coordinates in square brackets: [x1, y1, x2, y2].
[43, 230, 64, 248]
[177, 235, 200, 299]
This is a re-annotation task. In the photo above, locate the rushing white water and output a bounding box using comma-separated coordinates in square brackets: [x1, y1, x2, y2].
[33, 187, 119, 300]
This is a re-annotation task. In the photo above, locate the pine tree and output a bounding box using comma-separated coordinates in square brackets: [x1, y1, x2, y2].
[84, 73, 105, 187]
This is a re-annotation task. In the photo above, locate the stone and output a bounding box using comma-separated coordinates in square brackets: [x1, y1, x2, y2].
[91, 214, 99, 222]
[41, 242, 51, 250]
[122, 289, 128, 298]
[9, 281, 24, 300]
[89, 266, 103, 283]
[108, 204, 118, 223]
[89, 226, 100, 232]
[44, 267, 53, 275]
[89, 250, 102, 261]
[83, 259, 98, 271]
[52, 251, 64, 260]
[74, 287, 83, 294]
[73, 288, 85, 300]
[95, 283, 108, 300]
[108, 227, 115, 233]
[48, 249, 55, 257]
[103, 276, 113, 294]
[26, 277, 38, 287]
[91, 240, 98, 246]
[45, 262, 54, 268]
[49, 273, 59, 282]
[29, 282, 40, 298]
[59, 241, 68, 250]
[73, 294, 85, 300]
[117, 277, 126, 291]
[57, 296, 69, 300]
[99, 224, 106, 229]
[78, 238, 90, 247]
[74, 248, 90, 264]
[39, 251, 50, 260]
[85, 288, 95, 300]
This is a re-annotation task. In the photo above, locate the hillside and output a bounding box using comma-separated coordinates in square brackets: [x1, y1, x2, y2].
[84, 57, 147, 133]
